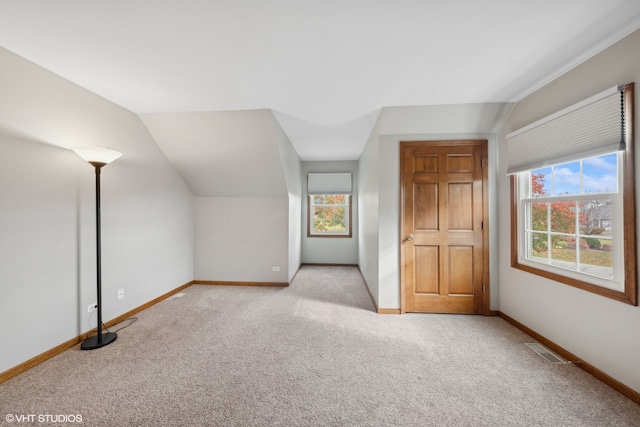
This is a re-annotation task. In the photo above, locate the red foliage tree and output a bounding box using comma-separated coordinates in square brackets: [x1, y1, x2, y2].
[529, 172, 586, 253]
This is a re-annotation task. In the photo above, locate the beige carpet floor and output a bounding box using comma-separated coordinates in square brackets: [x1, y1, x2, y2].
[1, 265, 639, 426]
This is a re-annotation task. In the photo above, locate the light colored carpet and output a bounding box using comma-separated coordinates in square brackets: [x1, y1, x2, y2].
[1, 265, 639, 426]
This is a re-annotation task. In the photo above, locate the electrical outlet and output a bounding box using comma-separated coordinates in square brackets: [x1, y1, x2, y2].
[88, 303, 96, 313]
[272, 266, 280, 272]
[117, 288, 124, 300]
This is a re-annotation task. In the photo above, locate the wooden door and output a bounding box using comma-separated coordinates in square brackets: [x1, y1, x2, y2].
[401, 141, 488, 314]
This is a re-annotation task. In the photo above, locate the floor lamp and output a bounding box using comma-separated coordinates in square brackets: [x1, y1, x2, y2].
[71, 146, 122, 350]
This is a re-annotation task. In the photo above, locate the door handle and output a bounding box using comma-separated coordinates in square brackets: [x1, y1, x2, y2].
[406, 234, 414, 241]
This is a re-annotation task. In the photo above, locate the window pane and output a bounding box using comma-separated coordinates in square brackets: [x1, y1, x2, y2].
[314, 206, 332, 231]
[314, 194, 346, 205]
[334, 206, 346, 230]
[550, 201, 576, 234]
[580, 200, 612, 235]
[552, 161, 580, 196]
[550, 237, 576, 269]
[529, 232, 548, 259]
[530, 168, 551, 197]
[579, 199, 613, 278]
[314, 206, 346, 233]
[582, 153, 618, 194]
[328, 194, 346, 204]
[579, 237, 613, 278]
[529, 202, 548, 231]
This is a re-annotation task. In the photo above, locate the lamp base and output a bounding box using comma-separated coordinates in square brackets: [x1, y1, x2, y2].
[81, 332, 117, 350]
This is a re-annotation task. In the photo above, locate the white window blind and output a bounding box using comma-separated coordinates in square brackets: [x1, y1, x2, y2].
[307, 173, 352, 194]
[506, 85, 627, 174]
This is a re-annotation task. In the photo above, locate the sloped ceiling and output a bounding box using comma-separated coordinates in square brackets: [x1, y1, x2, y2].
[1, 1, 640, 175]
[141, 110, 288, 197]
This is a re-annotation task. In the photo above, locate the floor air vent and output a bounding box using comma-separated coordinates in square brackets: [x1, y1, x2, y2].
[525, 343, 566, 364]
[168, 292, 186, 301]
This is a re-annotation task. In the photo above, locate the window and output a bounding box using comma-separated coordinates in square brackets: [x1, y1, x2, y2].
[515, 153, 622, 286]
[307, 172, 352, 238]
[308, 194, 351, 237]
[508, 84, 636, 305]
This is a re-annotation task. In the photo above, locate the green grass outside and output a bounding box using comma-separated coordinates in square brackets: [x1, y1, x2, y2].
[533, 243, 612, 267]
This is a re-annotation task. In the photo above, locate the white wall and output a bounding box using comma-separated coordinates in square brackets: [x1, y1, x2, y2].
[358, 120, 381, 307]
[301, 161, 359, 265]
[194, 197, 289, 282]
[273, 116, 303, 281]
[1, 136, 81, 371]
[0, 47, 194, 374]
[497, 28, 640, 394]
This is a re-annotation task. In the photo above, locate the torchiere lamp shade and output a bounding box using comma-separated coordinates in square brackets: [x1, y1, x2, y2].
[70, 146, 122, 165]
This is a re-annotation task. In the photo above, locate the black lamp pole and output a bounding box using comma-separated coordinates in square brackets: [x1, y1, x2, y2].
[81, 162, 117, 350]
[71, 146, 121, 350]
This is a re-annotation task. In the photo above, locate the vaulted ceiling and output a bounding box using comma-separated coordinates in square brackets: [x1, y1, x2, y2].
[1, 1, 639, 166]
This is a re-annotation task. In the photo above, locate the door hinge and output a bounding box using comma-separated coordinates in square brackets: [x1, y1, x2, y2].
[481, 158, 486, 167]
[483, 282, 486, 292]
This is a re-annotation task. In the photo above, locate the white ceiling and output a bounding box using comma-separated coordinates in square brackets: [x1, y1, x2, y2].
[1, 1, 640, 161]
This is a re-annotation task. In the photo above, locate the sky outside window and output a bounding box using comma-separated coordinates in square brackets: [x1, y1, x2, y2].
[531, 153, 617, 196]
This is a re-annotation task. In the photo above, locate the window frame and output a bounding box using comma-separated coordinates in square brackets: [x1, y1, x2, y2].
[307, 194, 352, 238]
